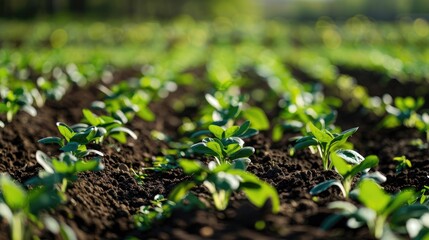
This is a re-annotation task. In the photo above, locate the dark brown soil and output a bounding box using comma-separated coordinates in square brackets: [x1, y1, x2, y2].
[0, 70, 428, 240]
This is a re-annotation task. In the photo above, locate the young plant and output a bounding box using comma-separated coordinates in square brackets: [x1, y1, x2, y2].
[27, 151, 104, 192]
[393, 155, 412, 174]
[381, 96, 424, 129]
[0, 87, 37, 122]
[204, 92, 269, 130]
[0, 174, 71, 240]
[272, 83, 339, 141]
[134, 194, 175, 231]
[92, 83, 155, 123]
[380, 96, 429, 140]
[190, 121, 257, 167]
[310, 155, 380, 198]
[81, 109, 137, 144]
[169, 159, 280, 212]
[291, 122, 359, 170]
[38, 122, 104, 158]
[324, 179, 415, 239]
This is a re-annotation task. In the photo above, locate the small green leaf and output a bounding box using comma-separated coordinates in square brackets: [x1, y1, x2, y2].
[60, 142, 79, 152]
[229, 147, 254, 160]
[235, 121, 250, 136]
[179, 159, 204, 174]
[292, 139, 317, 152]
[60, 223, 78, 240]
[205, 94, 222, 110]
[75, 159, 103, 172]
[169, 181, 196, 202]
[191, 142, 217, 156]
[38, 137, 63, 146]
[206, 141, 224, 159]
[358, 179, 391, 214]
[56, 122, 74, 141]
[338, 127, 359, 140]
[272, 124, 283, 142]
[51, 160, 72, 173]
[0, 175, 28, 211]
[242, 107, 270, 130]
[239, 128, 258, 139]
[225, 143, 241, 155]
[232, 158, 250, 170]
[331, 153, 353, 177]
[384, 189, 416, 216]
[110, 132, 127, 144]
[35, 151, 54, 174]
[111, 127, 137, 140]
[137, 107, 155, 122]
[190, 130, 211, 139]
[308, 122, 332, 142]
[209, 125, 224, 139]
[310, 179, 344, 196]
[224, 126, 239, 138]
[335, 149, 364, 165]
[346, 155, 379, 179]
[82, 109, 101, 126]
[83, 149, 104, 157]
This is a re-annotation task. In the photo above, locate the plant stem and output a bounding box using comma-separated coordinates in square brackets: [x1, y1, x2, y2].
[317, 145, 328, 170]
[12, 213, 23, 240]
[374, 215, 386, 239]
[61, 178, 68, 193]
[342, 178, 352, 198]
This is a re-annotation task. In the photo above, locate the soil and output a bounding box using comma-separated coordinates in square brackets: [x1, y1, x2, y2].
[0, 69, 428, 240]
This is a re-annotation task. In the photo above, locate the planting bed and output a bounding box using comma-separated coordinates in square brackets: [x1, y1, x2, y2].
[1, 67, 428, 240]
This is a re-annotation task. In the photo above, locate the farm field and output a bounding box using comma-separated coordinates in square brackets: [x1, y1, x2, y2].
[1, 18, 429, 240]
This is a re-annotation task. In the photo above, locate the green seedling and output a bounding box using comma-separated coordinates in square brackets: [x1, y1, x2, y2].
[0, 87, 37, 122]
[27, 151, 104, 193]
[37, 76, 69, 101]
[38, 122, 104, 158]
[204, 93, 269, 130]
[310, 155, 380, 198]
[324, 179, 415, 239]
[92, 84, 154, 123]
[169, 159, 280, 212]
[0, 174, 72, 240]
[134, 194, 175, 231]
[191, 121, 257, 167]
[272, 82, 339, 140]
[81, 109, 137, 144]
[291, 122, 359, 170]
[414, 186, 429, 206]
[204, 93, 242, 127]
[380, 96, 429, 140]
[393, 155, 412, 174]
[381, 96, 424, 129]
[143, 155, 178, 172]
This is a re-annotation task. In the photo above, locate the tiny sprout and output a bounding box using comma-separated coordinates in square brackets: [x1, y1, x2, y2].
[292, 121, 359, 170]
[310, 155, 380, 198]
[38, 122, 104, 158]
[190, 121, 257, 167]
[393, 155, 412, 173]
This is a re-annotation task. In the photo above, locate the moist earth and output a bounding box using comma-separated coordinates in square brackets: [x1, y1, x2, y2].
[0, 71, 428, 240]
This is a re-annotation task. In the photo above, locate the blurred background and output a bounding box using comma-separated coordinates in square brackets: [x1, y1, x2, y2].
[1, 0, 428, 21]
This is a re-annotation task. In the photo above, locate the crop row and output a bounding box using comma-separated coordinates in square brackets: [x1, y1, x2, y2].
[1, 19, 429, 239]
